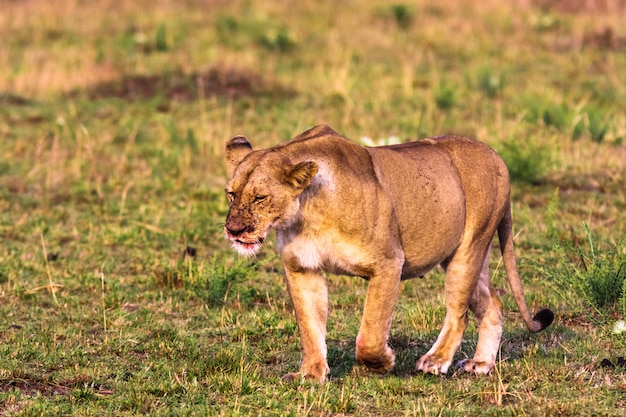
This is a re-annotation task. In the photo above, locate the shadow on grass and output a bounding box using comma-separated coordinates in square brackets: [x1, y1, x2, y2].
[327, 327, 557, 380]
[326, 334, 434, 379]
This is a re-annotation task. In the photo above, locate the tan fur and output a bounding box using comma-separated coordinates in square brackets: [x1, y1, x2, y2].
[224, 125, 553, 383]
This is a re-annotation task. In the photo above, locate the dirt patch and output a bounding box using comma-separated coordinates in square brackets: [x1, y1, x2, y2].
[0, 375, 69, 397]
[79, 66, 296, 103]
[582, 26, 626, 50]
[547, 170, 625, 194]
[0, 93, 36, 107]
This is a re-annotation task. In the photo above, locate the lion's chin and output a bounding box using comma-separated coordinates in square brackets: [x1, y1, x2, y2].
[231, 237, 265, 257]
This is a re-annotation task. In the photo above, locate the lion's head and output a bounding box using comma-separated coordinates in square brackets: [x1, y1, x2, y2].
[224, 136, 318, 256]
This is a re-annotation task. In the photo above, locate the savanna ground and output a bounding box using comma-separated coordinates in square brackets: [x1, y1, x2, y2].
[1, 0, 625, 415]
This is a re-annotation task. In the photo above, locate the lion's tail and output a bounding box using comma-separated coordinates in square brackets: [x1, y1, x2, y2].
[498, 204, 554, 333]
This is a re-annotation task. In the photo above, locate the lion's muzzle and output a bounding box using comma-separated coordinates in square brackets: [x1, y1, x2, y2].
[225, 216, 267, 256]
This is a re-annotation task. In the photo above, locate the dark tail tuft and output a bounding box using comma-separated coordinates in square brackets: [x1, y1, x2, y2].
[532, 308, 555, 332]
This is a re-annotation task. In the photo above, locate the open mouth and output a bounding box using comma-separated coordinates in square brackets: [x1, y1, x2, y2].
[231, 237, 266, 256]
[234, 237, 265, 247]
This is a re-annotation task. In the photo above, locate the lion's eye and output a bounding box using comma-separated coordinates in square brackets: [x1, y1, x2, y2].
[254, 195, 268, 203]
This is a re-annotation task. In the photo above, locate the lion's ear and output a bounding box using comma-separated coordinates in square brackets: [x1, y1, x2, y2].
[286, 161, 318, 189]
[225, 135, 253, 177]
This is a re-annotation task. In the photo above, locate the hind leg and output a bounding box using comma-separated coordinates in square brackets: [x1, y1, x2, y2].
[416, 247, 483, 375]
[457, 245, 503, 374]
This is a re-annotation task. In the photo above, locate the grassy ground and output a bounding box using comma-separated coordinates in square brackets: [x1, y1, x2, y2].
[1, 0, 625, 415]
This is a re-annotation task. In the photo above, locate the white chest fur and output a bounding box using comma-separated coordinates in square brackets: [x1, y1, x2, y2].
[277, 228, 369, 275]
[278, 233, 324, 270]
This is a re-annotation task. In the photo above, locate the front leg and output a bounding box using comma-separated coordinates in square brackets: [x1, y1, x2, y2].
[355, 265, 402, 374]
[282, 266, 329, 383]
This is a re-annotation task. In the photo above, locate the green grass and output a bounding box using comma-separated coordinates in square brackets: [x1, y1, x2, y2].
[1, 0, 626, 415]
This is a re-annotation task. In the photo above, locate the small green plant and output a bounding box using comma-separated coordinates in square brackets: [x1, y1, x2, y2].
[621, 275, 626, 319]
[542, 103, 571, 132]
[434, 82, 456, 111]
[0, 264, 8, 284]
[215, 14, 269, 50]
[586, 106, 611, 143]
[259, 27, 297, 52]
[215, 13, 297, 53]
[498, 137, 553, 184]
[571, 104, 615, 143]
[215, 14, 240, 43]
[153, 257, 256, 307]
[544, 187, 562, 241]
[155, 22, 169, 52]
[545, 223, 626, 319]
[520, 95, 574, 134]
[190, 257, 258, 307]
[572, 104, 618, 143]
[390, 4, 415, 29]
[477, 67, 504, 98]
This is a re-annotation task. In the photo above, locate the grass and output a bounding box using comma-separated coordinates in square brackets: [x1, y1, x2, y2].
[1, 0, 626, 415]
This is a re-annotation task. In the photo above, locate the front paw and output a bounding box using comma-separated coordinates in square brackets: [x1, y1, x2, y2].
[356, 344, 396, 374]
[281, 361, 329, 384]
[457, 358, 494, 375]
[416, 353, 452, 375]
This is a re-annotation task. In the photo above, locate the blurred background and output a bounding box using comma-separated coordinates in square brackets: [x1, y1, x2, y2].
[0, 0, 625, 414]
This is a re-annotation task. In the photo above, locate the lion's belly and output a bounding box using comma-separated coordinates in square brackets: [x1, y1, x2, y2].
[369, 145, 466, 279]
[395, 197, 465, 280]
[395, 173, 465, 277]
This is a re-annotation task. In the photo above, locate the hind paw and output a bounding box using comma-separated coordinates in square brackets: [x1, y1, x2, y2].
[356, 344, 395, 374]
[416, 354, 452, 375]
[457, 358, 494, 375]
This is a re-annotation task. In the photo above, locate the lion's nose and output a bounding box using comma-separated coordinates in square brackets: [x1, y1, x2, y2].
[225, 220, 251, 237]
[226, 225, 245, 237]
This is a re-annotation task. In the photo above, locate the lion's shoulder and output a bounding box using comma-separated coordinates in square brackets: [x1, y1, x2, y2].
[271, 126, 371, 173]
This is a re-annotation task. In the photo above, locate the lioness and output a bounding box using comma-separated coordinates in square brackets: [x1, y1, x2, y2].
[224, 125, 553, 383]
